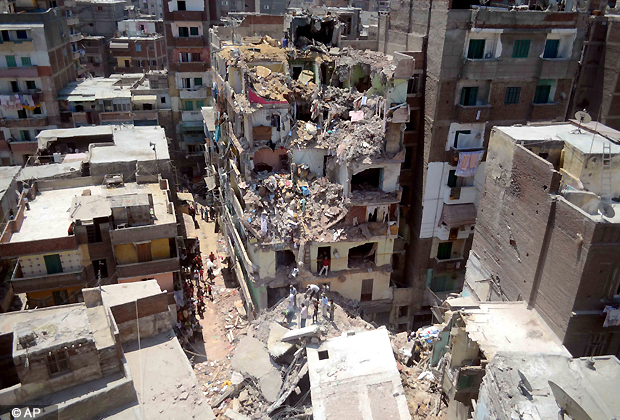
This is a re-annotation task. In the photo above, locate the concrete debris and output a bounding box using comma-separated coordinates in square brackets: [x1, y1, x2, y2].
[223, 409, 251, 420]
[280, 325, 320, 342]
[267, 322, 294, 357]
[230, 337, 283, 403]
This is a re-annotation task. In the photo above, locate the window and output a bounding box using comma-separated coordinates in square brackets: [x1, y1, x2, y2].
[543, 39, 560, 59]
[20, 57, 31, 67]
[431, 275, 459, 293]
[124, 59, 130, 67]
[182, 78, 191, 88]
[185, 101, 194, 111]
[458, 374, 476, 389]
[178, 27, 189, 37]
[403, 146, 413, 169]
[17, 109, 26, 119]
[221, 0, 228, 4]
[97, 5, 103, 10]
[135, 44, 141, 51]
[10, 81, 19, 93]
[177, 0, 186, 10]
[191, 52, 201, 62]
[512, 39, 530, 58]
[190, 27, 199, 36]
[151, 60, 156, 66]
[460, 87, 478, 106]
[453, 130, 471, 148]
[467, 39, 485, 59]
[318, 350, 329, 360]
[1, 30, 9, 41]
[534, 83, 552, 104]
[136, 242, 152, 262]
[33, 106, 41, 115]
[447, 170, 458, 188]
[504, 87, 521, 104]
[44, 254, 63, 274]
[194, 77, 203, 86]
[180, 52, 190, 62]
[407, 75, 419, 95]
[361, 279, 373, 301]
[26, 80, 36, 90]
[16, 30, 27, 40]
[93, 259, 108, 277]
[160, 96, 166, 104]
[437, 241, 453, 260]
[264, 4, 270, 8]
[47, 350, 70, 375]
[20, 130, 31, 141]
[5, 55, 16, 67]
[196, 100, 204, 108]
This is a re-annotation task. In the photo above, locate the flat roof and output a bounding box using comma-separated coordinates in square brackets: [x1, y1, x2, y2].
[0, 24, 44, 29]
[0, 304, 92, 357]
[497, 123, 620, 155]
[460, 302, 570, 359]
[89, 126, 169, 163]
[100, 280, 164, 308]
[484, 354, 620, 420]
[37, 125, 113, 141]
[122, 331, 216, 419]
[307, 328, 411, 420]
[0, 166, 20, 201]
[9, 182, 174, 243]
[58, 76, 145, 101]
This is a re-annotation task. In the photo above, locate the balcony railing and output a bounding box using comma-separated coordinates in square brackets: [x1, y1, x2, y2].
[116, 257, 180, 279]
[0, 66, 38, 77]
[455, 104, 491, 123]
[0, 116, 48, 129]
[11, 262, 87, 294]
[443, 185, 477, 205]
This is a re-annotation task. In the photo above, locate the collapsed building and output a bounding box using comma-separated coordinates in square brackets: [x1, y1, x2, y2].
[208, 36, 418, 328]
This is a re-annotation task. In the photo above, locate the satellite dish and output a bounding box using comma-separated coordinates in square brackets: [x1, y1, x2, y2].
[518, 370, 533, 393]
[575, 110, 592, 124]
[548, 380, 593, 420]
[598, 201, 616, 218]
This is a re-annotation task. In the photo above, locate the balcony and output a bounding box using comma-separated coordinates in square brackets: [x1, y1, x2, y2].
[109, 223, 178, 246]
[431, 256, 464, 273]
[455, 104, 491, 123]
[174, 37, 205, 48]
[99, 111, 132, 123]
[175, 62, 207, 73]
[133, 110, 158, 122]
[0, 39, 34, 52]
[539, 57, 571, 80]
[11, 262, 87, 294]
[531, 102, 563, 122]
[73, 49, 85, 60]
[171, 10, 203, 21]
[182, 110, 203, 122]
[0, 66, 39, 78]
[460, 58, 498, 81]
[67, 17, 79, 26]
[0, 116, 49, 128]
[445, 146, 485, 167]
[443, 185, 478, 205]
[179, 87, 207, 100]
[116, 257, 180, 279]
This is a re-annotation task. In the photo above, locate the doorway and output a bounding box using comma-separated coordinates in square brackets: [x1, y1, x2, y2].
[361, 279, 373, 301]
[44, 254, 63, 275]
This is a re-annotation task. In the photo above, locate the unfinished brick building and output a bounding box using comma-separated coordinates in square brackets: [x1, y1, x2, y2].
[378, 0, 589, 326]
[466, 122, 620, 357]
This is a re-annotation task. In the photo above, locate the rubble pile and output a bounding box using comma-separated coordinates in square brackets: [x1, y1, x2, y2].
[334, 47, 396, 81]
[246, 65, 318, 103]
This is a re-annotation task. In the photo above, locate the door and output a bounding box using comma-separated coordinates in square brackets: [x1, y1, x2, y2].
[136, 242, 152, 262]
[44, 254, 63, 274]
[361, 279, 373, 301]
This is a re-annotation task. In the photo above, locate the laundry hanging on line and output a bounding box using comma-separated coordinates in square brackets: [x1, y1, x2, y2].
[455, 150, 484, 178]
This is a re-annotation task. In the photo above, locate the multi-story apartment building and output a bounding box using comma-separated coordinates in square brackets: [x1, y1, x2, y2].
[80, 35, 111, 77]
[466, 122, 620, 357]
[164, 0, 218, 179]
[110, 20, 166, 74]
[0, 6, 77, 166]
[378, 0, 589, 326]
[57, 74, 171, 128]
[209, 39, 418, 329]
[0, 125, 178, 307]
[75, 0, 127, 40]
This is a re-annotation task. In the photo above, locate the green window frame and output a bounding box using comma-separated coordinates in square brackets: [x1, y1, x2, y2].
[196, 100, 204, 108]
[184, 101, 194, 111]
[504, 87, 521, 104]
[467, 39, 485, 59]
[5, 55, 16, 67]
[194, 77, 203, 86]
[20, 130, 30, 141]
[460, 87, 478, 106]
[431, 275, 459, 293]
[44, 254, 63, 274]
[543, 39, 560, 59]
[20, 57, 31, 66]
[534, 84, 551, 104]
[437, 242, 453, 260]
[458, 374, 476, 389]
[190, 26, 199, 36]
[512, 39, 530, 58]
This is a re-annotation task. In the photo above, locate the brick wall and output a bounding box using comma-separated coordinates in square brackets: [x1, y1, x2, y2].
[109, 293, 169, 324]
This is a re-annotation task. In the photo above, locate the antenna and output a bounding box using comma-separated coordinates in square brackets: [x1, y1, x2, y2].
[518, 369, 533, 396]
[598, 201, 615, 218]
[548, 381, 593, 420]
[573, 110, 592, 134]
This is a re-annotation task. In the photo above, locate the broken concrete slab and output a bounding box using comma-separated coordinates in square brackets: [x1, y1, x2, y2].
[224, 409, 251, 420]
[231, 337, 274, 379]
[268, 322, 294, 357]
[259, 369, 283, 403]
[281, 325, 320, 342]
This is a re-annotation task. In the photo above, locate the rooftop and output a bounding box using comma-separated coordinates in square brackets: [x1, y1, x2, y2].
[0, 304, 92, 357]
[0, 166, 20, 200]
[307, 328, 411, 420]
[480, 354, 620, 420]
[58, 75, 146, 101]
[497, 123, 620, 155]
[89, 125, 169, 163]
[9, 181, 174, 243]
[446, 300, 570, 359]
[100, 280, 164, 308]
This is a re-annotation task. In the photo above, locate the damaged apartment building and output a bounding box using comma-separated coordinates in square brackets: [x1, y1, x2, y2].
[208, 31, 419, 329]
[377, 0, 589, 327]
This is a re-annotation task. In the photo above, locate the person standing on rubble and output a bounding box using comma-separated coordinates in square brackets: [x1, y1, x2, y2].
[328, 299, 335, 322]
[300, 302, 308, 328]
[290, 284, 298, 309]
[321, 294, 328, 319]
[312, 298, 319, 324]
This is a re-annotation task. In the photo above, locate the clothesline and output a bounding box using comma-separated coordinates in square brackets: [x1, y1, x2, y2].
[0, 93, 41, 111]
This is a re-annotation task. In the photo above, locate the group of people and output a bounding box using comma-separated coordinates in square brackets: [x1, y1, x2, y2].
[286, 283, 335, 327]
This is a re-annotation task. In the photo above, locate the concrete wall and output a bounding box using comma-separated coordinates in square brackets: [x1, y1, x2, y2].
[108, 292, 172, 343]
